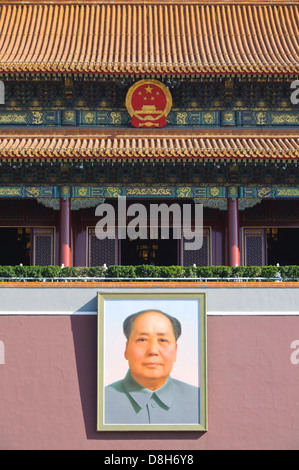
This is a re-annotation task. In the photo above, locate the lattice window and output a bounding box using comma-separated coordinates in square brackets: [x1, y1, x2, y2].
[273, 200, 298, 221]
[88, 228, 117, 267]
[182, 228, 211, 267]
[28, 200, 54, 221]
[32, 228, 55, 266]
[0, 199, 24, 220]
[81, 207, 97, 220]
[243, 228, 266, 266]
[243, 200, 270, 221]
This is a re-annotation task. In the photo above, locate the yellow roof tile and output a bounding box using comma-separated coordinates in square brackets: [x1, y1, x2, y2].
[0, 1, 298, 75]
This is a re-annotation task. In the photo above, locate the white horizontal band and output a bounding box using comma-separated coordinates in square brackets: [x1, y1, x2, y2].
[0, 310, 299, 316]
[0, 311, 96, 316]
[208, 311, 299, 316]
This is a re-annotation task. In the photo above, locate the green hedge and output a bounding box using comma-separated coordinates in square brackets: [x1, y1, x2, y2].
[0, 264, 298, 281]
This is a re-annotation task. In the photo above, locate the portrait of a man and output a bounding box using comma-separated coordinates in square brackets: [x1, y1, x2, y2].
[105, 309, 200, 425]
[97, 291, 207, 431]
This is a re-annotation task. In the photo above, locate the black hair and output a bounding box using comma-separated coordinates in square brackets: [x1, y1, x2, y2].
[123, 309, 182, 342]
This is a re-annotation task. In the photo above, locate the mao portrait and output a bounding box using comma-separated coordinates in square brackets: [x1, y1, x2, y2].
[97, 291, 207, 431]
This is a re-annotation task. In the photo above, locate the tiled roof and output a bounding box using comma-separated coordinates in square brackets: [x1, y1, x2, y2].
[1, 128, 299, 161]
[0, 1, 299, 75]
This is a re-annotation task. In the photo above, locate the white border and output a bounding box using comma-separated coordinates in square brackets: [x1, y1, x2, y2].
[0, 310, 299, 316]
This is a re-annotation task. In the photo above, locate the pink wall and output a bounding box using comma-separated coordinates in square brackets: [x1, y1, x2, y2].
[0, 314, 299, 450]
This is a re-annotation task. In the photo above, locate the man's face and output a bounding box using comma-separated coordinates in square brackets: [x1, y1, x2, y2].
[124, 311, 178, 390]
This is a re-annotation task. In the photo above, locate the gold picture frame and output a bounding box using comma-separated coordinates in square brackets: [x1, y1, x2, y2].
[97, 289, 207, 432]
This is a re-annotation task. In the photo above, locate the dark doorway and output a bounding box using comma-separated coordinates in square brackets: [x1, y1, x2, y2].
[121, 234, 179, 266]
[0, 228, 31, 265]
[267, 228, 299, 265]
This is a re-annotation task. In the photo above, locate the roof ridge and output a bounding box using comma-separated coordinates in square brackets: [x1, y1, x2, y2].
[1, 0, 299, 5]
[1, 130, 299, 161]
[1, 128, 299, 137]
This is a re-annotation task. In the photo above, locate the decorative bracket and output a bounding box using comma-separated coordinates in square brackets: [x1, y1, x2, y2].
[36, 197, 105, 211]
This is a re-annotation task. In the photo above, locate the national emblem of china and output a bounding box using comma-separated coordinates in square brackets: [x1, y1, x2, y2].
[125, 80, 172, 128]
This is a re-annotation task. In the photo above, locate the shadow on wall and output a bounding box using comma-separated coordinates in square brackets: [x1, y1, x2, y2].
[70, 314, 205, 442]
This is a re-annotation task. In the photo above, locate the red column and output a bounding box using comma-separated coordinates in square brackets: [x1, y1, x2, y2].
[60, 198, 71, 267]
[227, 197, 240, 266]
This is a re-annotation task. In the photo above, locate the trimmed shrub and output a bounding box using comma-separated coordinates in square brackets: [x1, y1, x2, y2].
[0, 264, 297, 281]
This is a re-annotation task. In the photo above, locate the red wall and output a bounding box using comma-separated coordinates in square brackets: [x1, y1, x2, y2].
[0, 314, 299, 450]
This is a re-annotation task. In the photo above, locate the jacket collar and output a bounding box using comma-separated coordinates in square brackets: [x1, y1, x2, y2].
[123, 370, 174, 410]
